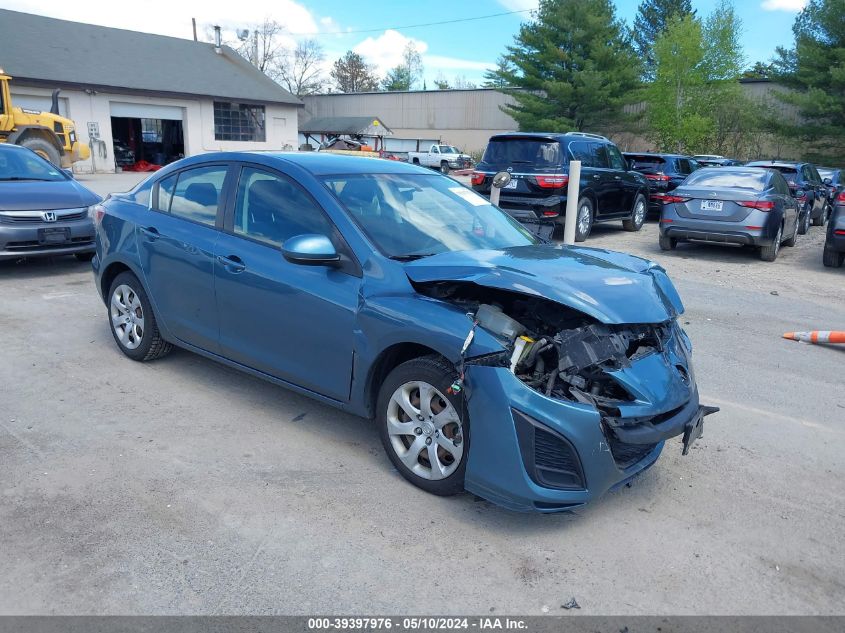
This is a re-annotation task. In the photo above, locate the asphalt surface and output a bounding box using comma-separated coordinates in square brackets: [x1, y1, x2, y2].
[1, 173, 843, 615]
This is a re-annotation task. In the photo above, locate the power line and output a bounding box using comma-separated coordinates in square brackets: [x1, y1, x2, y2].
[287, 8, 533, 37]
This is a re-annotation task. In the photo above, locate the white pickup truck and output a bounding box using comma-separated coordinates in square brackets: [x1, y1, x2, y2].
[407, 144, 472, 173]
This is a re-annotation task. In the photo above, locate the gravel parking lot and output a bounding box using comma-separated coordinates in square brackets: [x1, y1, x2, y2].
[1, 172, 843, 615]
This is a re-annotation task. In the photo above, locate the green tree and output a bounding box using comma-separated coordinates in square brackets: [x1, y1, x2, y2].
[632, 0, 695, 79]
[381, 65, 412, 91]
[773, 0, 845, 159]
[483, 57, 515, 88]
[381, 43, 424, 91]
[330, 51, 380, 93]
[433, 72, 450, 90]
[743, 61, 776, 79]
[488, 0, 641, 132]
[645, 15, 711, 152]
[702, 0, 745, 81]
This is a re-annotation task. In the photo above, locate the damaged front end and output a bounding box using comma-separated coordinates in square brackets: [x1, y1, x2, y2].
[415, 280, 718, 497]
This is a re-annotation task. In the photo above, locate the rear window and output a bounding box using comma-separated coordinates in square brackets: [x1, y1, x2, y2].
[626, 155, 667, 171]
[818, 168, 837, 182]
[482, 139, 562, 168]
[749, 164, 798, 179]
[684, 169, 768, 191]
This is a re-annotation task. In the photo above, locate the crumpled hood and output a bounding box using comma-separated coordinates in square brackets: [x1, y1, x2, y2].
[405, 245, 684, 324]
[0, 180, 101, 211]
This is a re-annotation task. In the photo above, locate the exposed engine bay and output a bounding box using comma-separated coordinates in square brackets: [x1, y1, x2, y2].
[415, 281, 675, 413]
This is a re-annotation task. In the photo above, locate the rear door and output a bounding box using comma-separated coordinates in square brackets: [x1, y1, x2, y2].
[214, 164, 360, 401]
[589, 143, 624, 216]
[139, 163, 232, 353]
[606, 143, 637, 211]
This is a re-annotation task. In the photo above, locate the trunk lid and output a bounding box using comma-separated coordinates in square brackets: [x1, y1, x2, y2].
[670, 186, 759, 222]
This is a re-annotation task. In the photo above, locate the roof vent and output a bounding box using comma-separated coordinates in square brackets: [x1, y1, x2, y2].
[213, 25, 222, 54]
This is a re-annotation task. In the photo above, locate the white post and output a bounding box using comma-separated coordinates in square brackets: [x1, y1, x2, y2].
[490, 184, 501, 207]
[563, 160, 581, 245]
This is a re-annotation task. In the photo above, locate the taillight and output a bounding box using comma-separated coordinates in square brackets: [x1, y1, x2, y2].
[535, 175, 569, 188]
[739, 200, 775, 211]
[662, 195, 690, 204]
[645, 173, 670, 182]
[835, 230, 845, 236]
[837, 191, 845, 202]
[471, 172, 485, 186]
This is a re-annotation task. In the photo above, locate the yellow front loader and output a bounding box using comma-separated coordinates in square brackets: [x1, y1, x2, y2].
[0, 69, 90, 168]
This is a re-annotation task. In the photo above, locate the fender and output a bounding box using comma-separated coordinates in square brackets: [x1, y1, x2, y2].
[7, 125, 64, 153]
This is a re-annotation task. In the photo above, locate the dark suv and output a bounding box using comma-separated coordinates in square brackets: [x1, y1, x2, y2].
[624, 153, 701, 214]
[746, 161, 829, 231]
[471, 133, 649, 241]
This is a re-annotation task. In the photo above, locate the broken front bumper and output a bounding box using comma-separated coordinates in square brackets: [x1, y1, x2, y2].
[463, 362, 710, 513]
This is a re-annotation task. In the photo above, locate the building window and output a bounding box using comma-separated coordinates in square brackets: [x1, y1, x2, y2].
[141, 119, 162, 143]
[213, 101, 266, 142]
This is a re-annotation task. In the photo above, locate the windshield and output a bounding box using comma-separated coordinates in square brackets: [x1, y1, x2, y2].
[439, 146, 459, 154]
[0, 148, 67, 182]
[683, 169, 768, 191]
[817, 168, 836, 180]
[482, 138, 562, 167]
[324, 173, 538, 259]
[626, 155, 667, 171]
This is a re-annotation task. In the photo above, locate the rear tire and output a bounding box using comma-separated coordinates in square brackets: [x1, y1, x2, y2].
[759, 224, 782, 262]
[823, 243, 844, 268]
[659, 235, 676, 251]
[574, 197, 594, 242]
[412, 158, 420, 165]
[107, 271, 172, 362]
[783, 215, 798, 247]
[377, 355, 468, 497]
[19, 137, 61, 166]
[622, 194, 647, 231]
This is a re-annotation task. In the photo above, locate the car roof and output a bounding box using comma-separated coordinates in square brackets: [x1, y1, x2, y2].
[623, 152, 688, 158]
[746, 160, 805, 168]
[0, 143, 33, 155]
[158, 151, 434, 177]
[488, 132, 610, 143]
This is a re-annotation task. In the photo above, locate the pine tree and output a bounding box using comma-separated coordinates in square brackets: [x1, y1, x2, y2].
[773, 0, 845, 159]
[330, 51, 380, 93]
[633, 0, 695, 79]
[487, 0, 641, 132]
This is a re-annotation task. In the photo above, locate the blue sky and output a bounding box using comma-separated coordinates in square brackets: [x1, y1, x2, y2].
[6, 0, 806, 88]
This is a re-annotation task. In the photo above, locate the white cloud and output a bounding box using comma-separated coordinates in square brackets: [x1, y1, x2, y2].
[353, 29, 428, 75]
[1, 0, 327, 40]
[497, 0, 539, 10]
[761, 0, 807, 10]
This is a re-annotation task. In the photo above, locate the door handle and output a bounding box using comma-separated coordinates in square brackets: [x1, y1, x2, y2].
[614, 176, 622, 180]
[139, 226, 160, 241]
[216, 254, 246, 273]
[593, 174, 600, 179]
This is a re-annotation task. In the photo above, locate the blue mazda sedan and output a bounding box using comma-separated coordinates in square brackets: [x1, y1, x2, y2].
[92, 152, 716, 512]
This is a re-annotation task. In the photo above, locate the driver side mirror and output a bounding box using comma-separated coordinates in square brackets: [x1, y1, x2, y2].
[823, 177, 833, 186]
[281, 234, 340, 266]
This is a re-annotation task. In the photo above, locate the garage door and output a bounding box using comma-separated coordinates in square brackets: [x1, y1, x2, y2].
[109, 102, 184, 120]
[10, 93, 69, 118]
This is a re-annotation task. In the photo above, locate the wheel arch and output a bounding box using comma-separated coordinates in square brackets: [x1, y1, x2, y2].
[9, 126, 64, 154]
[364, 342, 448, 418]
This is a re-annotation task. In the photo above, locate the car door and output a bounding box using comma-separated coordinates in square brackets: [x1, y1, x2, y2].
[213, 164, 360, 402]
[802, 165, 822, 216]
[591, 143, 624, 216]
[808, 165, 826, 211]
[773, 172, 797, 231]
[606, 143, 636, 211]
[138, 163, 232, 353]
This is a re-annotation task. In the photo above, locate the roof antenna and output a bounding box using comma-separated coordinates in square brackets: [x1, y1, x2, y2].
[213, 25, 222, 53]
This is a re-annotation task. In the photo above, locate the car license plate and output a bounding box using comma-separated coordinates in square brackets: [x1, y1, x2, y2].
[38, 227, 70, 244]
[504, 179, 518, 190]
[700, 200, 723, 211]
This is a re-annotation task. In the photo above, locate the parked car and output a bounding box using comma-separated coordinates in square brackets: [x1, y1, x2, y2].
[692, 155, 743, 167]
[407, 144, 472, 173]
[471, 132, 649, 241]
[816, 166, 842, 202]
[823, 191, 845, 268]
[624, 152, 701, 214]
[659, 166, 800, 262]
[746, 160, 829, 230]
[0, 143, 100, 261]
[93, 152, 715, 512]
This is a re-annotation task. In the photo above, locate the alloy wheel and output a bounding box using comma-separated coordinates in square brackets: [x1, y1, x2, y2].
[110, 284, 145, 350]
[577, 203, 591, 236]
[386, 380, 463, 480]
[634, 199, 646, 225]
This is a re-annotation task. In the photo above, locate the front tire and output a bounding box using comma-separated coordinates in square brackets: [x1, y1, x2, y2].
[799, 208, 811, 235]
[440, 161, 450, 174]
[659, 235, 676, 251]
[622, 194, 647, 231]
[108, 271, 172, 361]
[377, 356, 468, 496]
[783, 214, 799, 247]
[19, 137, 61, 166]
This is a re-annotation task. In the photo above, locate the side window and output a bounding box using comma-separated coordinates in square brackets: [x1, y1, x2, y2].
[432, 146, 439, 154]
[810, 166, 822, 184]
[131, 179, 154, 207]
[592, 143, 610, 169]
[688, 159, 701, 172]
[155, 174, 177, 212]
[677, 159, 690, 175]
[568, 141, 593, 167]
[233, 167, 335, 247]
[169, 165, 227, 226]
[606, 145, 626, 171]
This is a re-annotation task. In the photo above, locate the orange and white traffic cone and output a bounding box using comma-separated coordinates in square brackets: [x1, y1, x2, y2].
[782, 331, 845, 344]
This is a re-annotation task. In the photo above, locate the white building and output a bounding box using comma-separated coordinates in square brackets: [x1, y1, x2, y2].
[0, 9, 301, 173]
